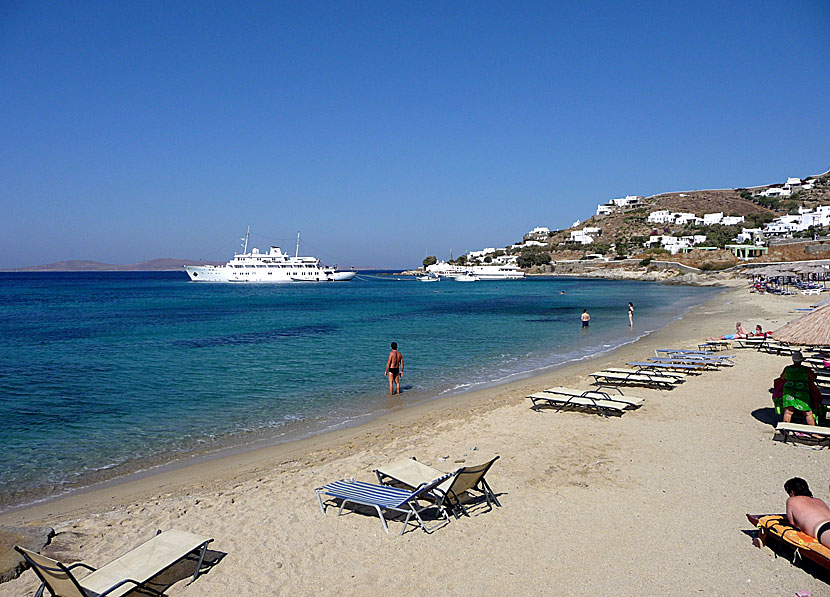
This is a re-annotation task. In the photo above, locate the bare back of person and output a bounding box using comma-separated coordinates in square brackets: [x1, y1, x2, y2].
[384, 343, 404, 395]
[787, 495, 830, 547]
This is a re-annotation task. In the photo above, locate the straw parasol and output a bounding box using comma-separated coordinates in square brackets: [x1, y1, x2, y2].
[774, 304, 830, 346]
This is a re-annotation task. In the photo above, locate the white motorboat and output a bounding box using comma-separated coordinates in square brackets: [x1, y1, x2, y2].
[417, 274, 439, 282]
[425, 260, 525, 280]
[454, 274, 480, 282]
[184, 228, 354, 283]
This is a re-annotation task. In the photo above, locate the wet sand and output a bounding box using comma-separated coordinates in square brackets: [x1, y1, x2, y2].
[2, 282, 829, 596]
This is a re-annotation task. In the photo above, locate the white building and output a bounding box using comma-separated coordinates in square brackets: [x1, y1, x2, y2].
[525, 227, 550, 240]
[736, 228, 764, 243]
[672, 212, 699, 225]
[568, 232, 594, 245]
[596, 204, 615, 216]
[647, 210, 673, 224]
[759, 186, 792, 198]
[610, 195, 643, 207]
[784, 177, 803, 191]
[703, 213, 723, 225]
[721, 215, 745, 226]
[467, 248, 497, 260]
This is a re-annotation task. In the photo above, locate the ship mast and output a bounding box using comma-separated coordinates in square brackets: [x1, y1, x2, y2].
[241, 226, 250, 254]
[295, 231, 300, 258]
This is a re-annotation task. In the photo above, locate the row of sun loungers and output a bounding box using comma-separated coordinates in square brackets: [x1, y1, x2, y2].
[316, 456, 501, 535]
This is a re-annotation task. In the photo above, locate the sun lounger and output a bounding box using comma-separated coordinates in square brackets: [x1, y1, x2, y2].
[733, 338, 768, 349]
[759, 342, 795, 356]
[603, 367, 686, 380]
[528, 389, 639, 417]
[698, 340, 732, 351]
[590, 369, 681, 390]
[374, 456, 500, 518]
[627, 361, 705, 374]
[654, 349, 735, 361]
[650, 356, 731, 367]
[540, 386, 644, 407]
[15, 529, 213, 597]
[746, 514, 830, 572]
[773, 422, 830, 447]
[315, 473, 453, 535]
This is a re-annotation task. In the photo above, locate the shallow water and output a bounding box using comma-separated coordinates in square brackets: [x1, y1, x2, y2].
[0, 271, 718, 509]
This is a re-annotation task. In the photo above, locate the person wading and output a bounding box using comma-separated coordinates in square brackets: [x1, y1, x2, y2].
[385, 342, 404, 396]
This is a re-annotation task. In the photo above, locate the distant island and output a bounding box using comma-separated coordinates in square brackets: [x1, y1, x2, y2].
[3, 258, 223, 272]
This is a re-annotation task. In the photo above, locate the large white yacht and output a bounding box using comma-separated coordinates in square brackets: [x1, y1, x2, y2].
[184, 229, 356, 283]
[426, 261, 525, 280]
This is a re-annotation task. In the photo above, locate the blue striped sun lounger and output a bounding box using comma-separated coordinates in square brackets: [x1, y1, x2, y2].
[627, 361, 705, 374]
[315, 473, 453, 535]
[648, 357, 726, 368]
[654, 349, 734, 360]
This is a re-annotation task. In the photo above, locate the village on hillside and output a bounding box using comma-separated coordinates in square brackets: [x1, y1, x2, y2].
[423, 170, 830, 273]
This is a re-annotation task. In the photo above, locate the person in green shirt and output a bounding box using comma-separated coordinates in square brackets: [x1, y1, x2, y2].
[773, 351, 823, 426]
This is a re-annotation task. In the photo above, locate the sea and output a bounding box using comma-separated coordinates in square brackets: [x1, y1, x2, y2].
[0, 271, 719, 511]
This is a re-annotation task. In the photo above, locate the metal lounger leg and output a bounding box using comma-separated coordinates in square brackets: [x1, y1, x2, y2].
[188, 541, 210, 585]
[316, 489, 327, 515]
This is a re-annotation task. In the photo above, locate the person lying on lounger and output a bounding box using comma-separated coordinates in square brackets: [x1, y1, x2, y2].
[710, 322, 749, 341]
[772, 351, 824, 426]
[785, 477, 830, 548]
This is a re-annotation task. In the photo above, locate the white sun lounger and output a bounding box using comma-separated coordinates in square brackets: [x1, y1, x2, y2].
[528, 387, 643, 417]
[590, 370, 681, 389]
[374, 456, 501, 518]
[603, 367, 686, 381]
[773, 422, 830, 447]
[15, 529, 213, 597]
[541, 386, 644, 407]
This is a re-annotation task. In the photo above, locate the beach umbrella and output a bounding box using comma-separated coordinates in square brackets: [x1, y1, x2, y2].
[774, 304, 830, 346]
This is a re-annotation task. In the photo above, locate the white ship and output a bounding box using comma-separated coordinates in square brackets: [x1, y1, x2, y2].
[184, 228, 356, 283]
[426, 261, 525, 280]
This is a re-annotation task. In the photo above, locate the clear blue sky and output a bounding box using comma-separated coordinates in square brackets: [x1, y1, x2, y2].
[1, 1, 828, 269]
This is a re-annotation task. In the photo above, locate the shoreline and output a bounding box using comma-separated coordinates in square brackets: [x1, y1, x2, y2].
[0, 282, 718, 518]
[4, 281, 829, 594]
[2, 283, 727, 526]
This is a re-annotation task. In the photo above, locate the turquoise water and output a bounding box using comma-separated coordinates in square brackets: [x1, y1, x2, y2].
[0, 272, 718, 509]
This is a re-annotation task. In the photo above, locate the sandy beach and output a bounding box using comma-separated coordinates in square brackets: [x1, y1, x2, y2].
[2, 282, 829, 596]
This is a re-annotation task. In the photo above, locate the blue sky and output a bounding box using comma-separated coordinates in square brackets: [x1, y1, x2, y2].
[1, 1, 828, 269]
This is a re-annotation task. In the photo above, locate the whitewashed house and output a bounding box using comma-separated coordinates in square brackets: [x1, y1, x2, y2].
[703, 213, 724, 225]
[672, 212, 699, 225]
[525, 227, 550, 240]
[721, 215, 745, 226]
[596, 204, 615, 216]
[784, 177, 803, 192]
[647, 210, 673, 224]
[759, 186, 792, 198]
[467, 248, 497, 260]
[611, 195, 643, 207]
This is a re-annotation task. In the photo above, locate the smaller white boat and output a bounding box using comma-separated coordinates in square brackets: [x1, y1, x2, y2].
[417, 274, 439, 282]
[454, 274, 480, 282]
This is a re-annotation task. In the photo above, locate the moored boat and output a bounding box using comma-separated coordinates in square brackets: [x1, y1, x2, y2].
[184, 228, 354, 283]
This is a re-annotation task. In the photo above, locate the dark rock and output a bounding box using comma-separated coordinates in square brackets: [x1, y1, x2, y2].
[0, 526, 55, 583]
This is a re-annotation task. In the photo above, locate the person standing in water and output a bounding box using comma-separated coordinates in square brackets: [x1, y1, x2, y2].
[385, 342, 404, 396]
[628, 302, 634, 327]
[581, 309, 590, 328]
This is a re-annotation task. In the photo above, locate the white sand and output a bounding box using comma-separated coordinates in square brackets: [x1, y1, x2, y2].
[2, 284, 829, 596]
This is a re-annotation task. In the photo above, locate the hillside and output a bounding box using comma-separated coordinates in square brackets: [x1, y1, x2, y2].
[5, 258, 222, 272]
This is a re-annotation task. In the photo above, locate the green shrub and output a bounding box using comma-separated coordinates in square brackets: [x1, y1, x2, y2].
[639, 257, 652, 266]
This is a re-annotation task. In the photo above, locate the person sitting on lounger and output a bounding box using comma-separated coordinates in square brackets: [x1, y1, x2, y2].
[735, 322, 748, 338]
[785, 477, 830, 548]
[751, 324, 767, 338]
[772, 351, 823, 426]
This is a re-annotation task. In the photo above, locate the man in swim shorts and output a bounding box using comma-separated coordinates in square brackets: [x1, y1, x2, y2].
[785, 477, 830, 548]
[385, 341, 404, 396]
[581, 309, 590, 328]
